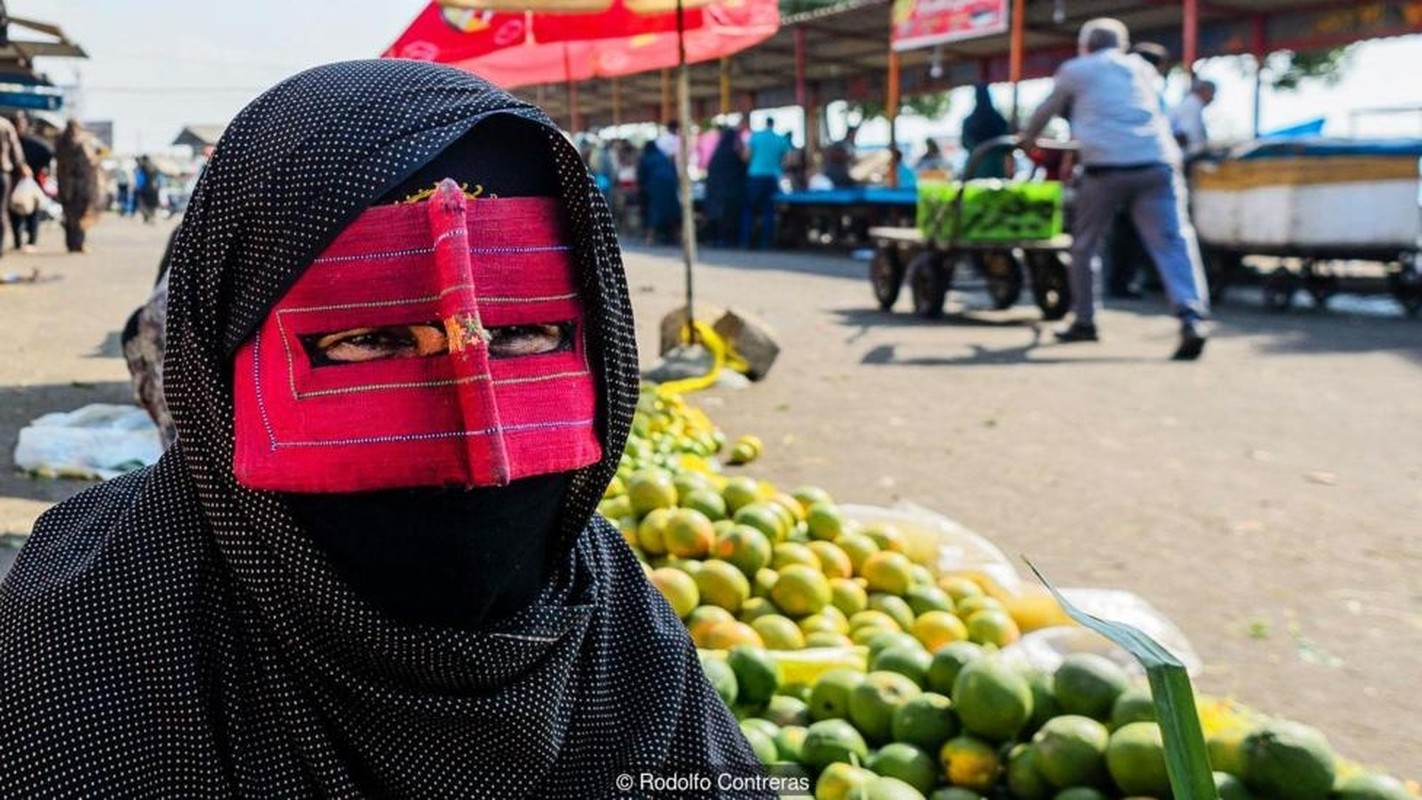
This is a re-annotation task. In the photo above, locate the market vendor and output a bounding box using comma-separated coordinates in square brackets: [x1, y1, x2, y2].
[1021, 17, 1211, 360]
[0, 60, 765, 797]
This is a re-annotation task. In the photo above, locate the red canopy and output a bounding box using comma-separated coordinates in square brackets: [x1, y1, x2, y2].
[383, 0, 779, 88]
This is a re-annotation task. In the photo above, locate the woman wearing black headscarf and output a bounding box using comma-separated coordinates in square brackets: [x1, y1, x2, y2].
[960, 84, 1011, 179]
[703, 127, 747, 247]
[636, 140, 680, 245]
[0, 60, 764, 798]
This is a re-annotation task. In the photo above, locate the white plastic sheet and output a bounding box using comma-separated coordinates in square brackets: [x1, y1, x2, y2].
[13, 404, 163, 480]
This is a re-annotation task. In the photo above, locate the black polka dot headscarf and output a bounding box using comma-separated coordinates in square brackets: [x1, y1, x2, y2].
[0, 59, 765, 798]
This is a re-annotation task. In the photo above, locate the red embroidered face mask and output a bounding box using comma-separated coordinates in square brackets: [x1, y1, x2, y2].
[232, 180, 602, 493]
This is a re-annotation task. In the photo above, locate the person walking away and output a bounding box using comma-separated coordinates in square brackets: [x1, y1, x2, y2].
[704, 126, 747, 247]
[1020, 17, 1211, 360]
[55, 120, 100, 254]
[961, 84, 1010, 179]
[136, 156, 161, 223]
[636, 140, 680, 245]
[10, 112, 52, 252]
[740, 116, 792, 249]
[655, 119, 680, 160]
[916, 138, 947, 177]
[1107, 42, 1172, 299]
[0, 114, 30, 259]
[1171, 79, 1216, 159]
[821, 123, 859, 189]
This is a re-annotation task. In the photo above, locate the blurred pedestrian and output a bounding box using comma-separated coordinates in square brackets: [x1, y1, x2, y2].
[703, 126, 747, 247]
[55, 120, 100, 253]
[0, 113, 29, 259]
[1021, 17, 1211, 360]
[1171, 78, 1216, 158]
[822, 123, 859, 189]
[1106, 42, 1172, 299]
[916, 138, 947, 175]
[655, 119, 680, 160]
[741, 115, 792, 249]
[136, 155, 161, 223]
[10, 112, 52, 252]
[637, 140, 679, 245]
[961, 84, 1010, 179]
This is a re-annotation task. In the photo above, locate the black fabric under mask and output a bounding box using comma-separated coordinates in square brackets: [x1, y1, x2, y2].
[288, 474, 569, 630]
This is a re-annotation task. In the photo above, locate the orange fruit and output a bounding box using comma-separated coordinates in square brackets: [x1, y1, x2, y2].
[712, 524, 772, 577]
[770, 564, 833, 618]
[687, 605, 735, 642]
[835, 532, 880, 574]
[861, 551, 915, 596]
[649, 567, 699, 619]
[808, 541, 853, 579]
[792, 485, 835, 510]
[698, 620, 764, 650]
[721, 476, 762, 514]
[695, 559, 752, 613]
[772, 542, 822, 571]
[735, 502, 790, 543]
[911, 610, 969, 652]
[664, 508, 716, 558]
[635, 508, 675, 556]
[752, 614, 807, 650]
[829, 577, 869, 616]
[937, 575, 986, 603]
[806, 502, 847, 542]
[966, 608, 1021, 648]
[626, 468, 678, 516]
[863, 522, 908, 553]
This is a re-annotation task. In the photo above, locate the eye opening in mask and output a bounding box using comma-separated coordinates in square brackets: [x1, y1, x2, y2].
[300, 321, 575, 366]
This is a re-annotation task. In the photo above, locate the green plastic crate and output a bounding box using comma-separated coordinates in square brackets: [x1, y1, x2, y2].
[917, 180, 1064, 243]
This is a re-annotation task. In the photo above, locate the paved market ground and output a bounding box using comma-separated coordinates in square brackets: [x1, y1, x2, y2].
[3, 217, 1420, 780]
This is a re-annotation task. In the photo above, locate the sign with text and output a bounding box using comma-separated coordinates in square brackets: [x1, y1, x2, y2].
[891, 0, 1008, 52]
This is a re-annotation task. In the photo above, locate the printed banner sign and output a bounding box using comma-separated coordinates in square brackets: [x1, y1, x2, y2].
[891, 0, 1008, 52]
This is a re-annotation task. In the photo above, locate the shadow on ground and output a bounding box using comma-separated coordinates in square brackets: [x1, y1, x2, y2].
[1, 381, 132, 508]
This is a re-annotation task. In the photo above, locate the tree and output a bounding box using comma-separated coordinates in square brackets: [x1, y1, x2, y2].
[1261, 46, 1353, 91]
[844, 91, 952, 125]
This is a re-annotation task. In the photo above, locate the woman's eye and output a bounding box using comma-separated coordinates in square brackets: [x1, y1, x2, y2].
[306, 324, 446, 365]
[487, 324, 569, 358]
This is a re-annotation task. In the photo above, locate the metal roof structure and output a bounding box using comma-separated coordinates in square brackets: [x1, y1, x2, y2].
[517, 0, 1422, 129]
[172, 124, 228, 150]
[0, 11, 87, 67]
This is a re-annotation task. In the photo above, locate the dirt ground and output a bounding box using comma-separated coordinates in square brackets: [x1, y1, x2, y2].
[3, 217, 1420, 780]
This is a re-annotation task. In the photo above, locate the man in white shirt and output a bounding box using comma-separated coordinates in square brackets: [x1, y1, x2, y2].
[1021, 18, 1211, 360]
[1171, 79, 1216, 157]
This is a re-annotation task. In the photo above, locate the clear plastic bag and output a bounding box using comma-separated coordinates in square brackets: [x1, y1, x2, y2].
[13, 404, 162, 480]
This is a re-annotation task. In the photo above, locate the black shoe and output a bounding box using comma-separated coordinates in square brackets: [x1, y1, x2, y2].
[1054, 323, 1099, 343]
[1172, 320, 1209, 361]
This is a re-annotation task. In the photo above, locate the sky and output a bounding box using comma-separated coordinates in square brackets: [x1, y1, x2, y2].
[17, 0, 1422, 155]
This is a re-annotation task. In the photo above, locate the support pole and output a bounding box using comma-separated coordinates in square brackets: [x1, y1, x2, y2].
[1009, 0, 1026, 130]
[676, 0, 698, 343]
[612, 77, 623, 128]
[1182, 0, 1199, 76]
[661, 68, 673, 124]
[1251, 15, 1266, 139]
[719, 57, 732, 116]
[887, 49, 901, 188]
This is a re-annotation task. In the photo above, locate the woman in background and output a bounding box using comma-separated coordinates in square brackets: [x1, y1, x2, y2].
[54, 120, 100, 253]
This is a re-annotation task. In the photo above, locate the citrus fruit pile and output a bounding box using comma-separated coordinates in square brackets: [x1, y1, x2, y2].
[710, 643, 1411, 800]
[603, 390, 1048, 653]
[610, 386, 1417, 797]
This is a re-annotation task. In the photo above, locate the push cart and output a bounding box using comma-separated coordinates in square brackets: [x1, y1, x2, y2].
[1194, 138, 1422, 316]
[867, 136, 1076, 320]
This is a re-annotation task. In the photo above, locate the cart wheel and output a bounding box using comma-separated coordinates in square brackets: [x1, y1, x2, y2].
[1390, 261, 1422, 318]
[908, 251, 950, 319]
[1301, 260, 1339, 309]
[1262, 266, 1298, 313]
[1026, 251, 1071, 321]
[1203, 247, 1242, 305]
[978, 250, 1025, 310]
[869, 246, 906, 311]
